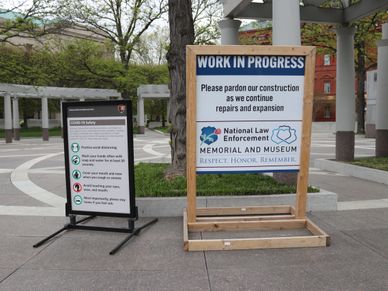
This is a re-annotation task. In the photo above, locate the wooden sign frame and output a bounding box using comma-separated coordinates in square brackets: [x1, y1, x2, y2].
[184, 45, 330, 251]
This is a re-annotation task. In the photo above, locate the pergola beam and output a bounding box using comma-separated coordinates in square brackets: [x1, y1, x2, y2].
[304, 0, 327, 7]
[230, 3, 344, 24]
[0, 83, 120, 99]
[223, 0, 252, 18]
[344, 0, 388, 23]
[225, 1, 387, 25]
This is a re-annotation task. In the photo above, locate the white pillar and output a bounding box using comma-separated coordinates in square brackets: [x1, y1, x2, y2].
[218, 18, 241, 45]
[79, 97, 85, 102]
[41, 97, 49, 141]
[4, 94, 12, 143]
[272, 0, 301, 45]
[137, 97, 145, 134]
[12, 97, 20, 140]
[60, 98, 64, 138]
[271, 0, 300, 186]
[335, 26, 356, 161]
[376, 23, 388, 157]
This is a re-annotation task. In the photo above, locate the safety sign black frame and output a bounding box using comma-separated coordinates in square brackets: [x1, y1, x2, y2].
[63, 100, 136, 219]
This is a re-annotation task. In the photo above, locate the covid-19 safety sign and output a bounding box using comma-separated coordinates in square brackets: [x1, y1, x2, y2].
[63, 100, 136, 218]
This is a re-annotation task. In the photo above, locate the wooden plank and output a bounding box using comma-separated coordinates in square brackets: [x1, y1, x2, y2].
[187, 235, 327, 251]
[306, 219, 331, 246]
[186, 46, 197, 223]
[188, 45, 315, 56]
[197, 214, 295, 222]
[196, 205, 292, 216]
[183, 208, 189, 251]
[295, 47, 316, 219]
[188, 219, 306, 232]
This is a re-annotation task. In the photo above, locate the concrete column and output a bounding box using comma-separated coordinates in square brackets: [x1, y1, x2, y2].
[272, 0, 301, 45]
[218, 18, 241, 45]
[376, 23, 388, 157]
[12, 97, 20, 140]
[137, 97, 145, 134]
[335, 26, 356, 161]
[4, 94, 13, 143]
[41, 97, 49, 141]
[272, 0, 301, 184]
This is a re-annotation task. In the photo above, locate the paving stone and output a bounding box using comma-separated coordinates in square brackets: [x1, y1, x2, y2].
[209, 265, 323, 291]
[345, 227, 388, 258]
[305, 259, 388, 291]
[0, 216, 67, 236]
[309, 174, 388, 202]
[23, 234, 144, 271]
[24, 229, 205, 272]
[0, 269, 210, 291]
[0, 176, 46, 207]
[0, 268, 13, 282]
[29, 174, 66, 198]
[312, 208, 388, 231]
[204, 230, 383, 271]
[0, 236, 42, 269]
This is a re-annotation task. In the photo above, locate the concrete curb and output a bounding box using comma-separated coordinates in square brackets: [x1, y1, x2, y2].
[315, 158, 388, 186]
[137, 189, 337, 217]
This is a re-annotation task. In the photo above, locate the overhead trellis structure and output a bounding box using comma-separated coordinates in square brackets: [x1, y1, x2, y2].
[0, 83, 121, 99]
[223, 0, 388, 24]
[219, 0, 388, 162]
[0, 83, 121, 143]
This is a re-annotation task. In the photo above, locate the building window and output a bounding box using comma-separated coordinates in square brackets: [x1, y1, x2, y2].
[324, 81, 331, 94]
[324, 105, 331, 119]
[324, 54, 331, 66]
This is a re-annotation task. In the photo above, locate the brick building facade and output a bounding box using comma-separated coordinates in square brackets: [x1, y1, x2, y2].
[240, 27, 337, 122]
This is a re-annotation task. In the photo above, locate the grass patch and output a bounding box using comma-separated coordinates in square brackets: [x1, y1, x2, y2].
[152, 126, 170, 134]
[135, 163, 318, 197]
[0, 127, 62, 138]
[351, 157, 388, 172]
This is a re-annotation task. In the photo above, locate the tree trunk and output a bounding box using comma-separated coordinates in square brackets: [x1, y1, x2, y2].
[356, 41, 366, 134]
[165, 0, 194, 178]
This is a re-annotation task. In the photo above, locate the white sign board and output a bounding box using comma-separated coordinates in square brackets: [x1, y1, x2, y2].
[63, 101, 135, 217]
[195, 55, 305, 173]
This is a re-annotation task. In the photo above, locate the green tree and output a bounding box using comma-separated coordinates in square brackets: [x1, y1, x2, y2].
[192, 0, 221, 44]
[56, 0, 167, 98]
[0, 1, 66, 47]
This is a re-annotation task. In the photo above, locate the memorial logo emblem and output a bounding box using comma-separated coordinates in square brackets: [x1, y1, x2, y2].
[271, 125, 297, 144]
[200, 126, 221, 145]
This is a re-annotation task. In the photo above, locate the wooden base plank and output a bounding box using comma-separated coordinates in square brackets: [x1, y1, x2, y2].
[183, 209, 189, 251]
[196, 205, 292, 216]
[187, 235, 327, 251]
[183, 207, 330, 251]
[306, 219, 331, 246]
[197, 214, 295, 222]
[188, 219, 306, 232]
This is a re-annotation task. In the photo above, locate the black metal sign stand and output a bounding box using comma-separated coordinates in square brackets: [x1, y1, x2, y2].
[33, 208, 158, 255]
[33, 100, 158, 255]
